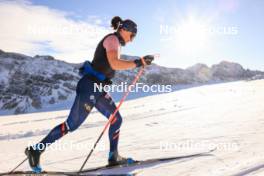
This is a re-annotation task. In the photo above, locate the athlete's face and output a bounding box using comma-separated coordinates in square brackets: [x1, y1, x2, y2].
[120, 29, 136, 43]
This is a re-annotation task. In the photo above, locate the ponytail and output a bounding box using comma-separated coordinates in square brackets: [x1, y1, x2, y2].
[111, 16, 123, 30]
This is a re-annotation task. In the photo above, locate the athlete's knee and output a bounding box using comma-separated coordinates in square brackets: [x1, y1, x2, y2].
[117, 116, 123, 126]
[111, 115, 122, 127]
[116, 112, 123, 126]
[67, 121, 80, 132]
[59, 122, 69, 136]
[64, 119, 82, 132]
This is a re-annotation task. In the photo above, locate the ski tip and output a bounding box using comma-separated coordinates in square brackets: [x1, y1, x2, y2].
[208, 147, 217, 153]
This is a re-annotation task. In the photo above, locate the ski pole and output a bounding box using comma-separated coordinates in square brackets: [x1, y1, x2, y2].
[79, 67, 145, 172]
[7, 157, 28, 174]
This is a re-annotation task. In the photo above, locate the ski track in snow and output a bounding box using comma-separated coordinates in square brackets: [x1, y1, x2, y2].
[0, 80, 264, 176]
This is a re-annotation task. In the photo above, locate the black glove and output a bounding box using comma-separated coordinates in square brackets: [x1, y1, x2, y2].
[134, 55, 154, 67]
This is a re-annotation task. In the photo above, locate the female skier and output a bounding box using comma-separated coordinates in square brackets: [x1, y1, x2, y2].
[25, 16, 154, 172]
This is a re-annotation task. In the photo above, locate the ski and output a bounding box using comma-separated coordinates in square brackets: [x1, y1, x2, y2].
[1, 148, 216, 176]
[0, 170, 85, 176]
[0, 170, 133, 176]
[80, 148, 216, 173]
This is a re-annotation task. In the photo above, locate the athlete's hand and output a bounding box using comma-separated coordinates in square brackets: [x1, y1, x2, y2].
[134, 55, 154, 67]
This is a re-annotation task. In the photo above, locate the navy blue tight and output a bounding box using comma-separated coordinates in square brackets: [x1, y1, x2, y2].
[37, 76, 122, 152]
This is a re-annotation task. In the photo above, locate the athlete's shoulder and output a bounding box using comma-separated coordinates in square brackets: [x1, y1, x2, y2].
[103, 34, 119, 50]
[104, 34, 119, 43]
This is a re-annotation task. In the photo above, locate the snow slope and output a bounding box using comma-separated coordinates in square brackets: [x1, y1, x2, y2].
[0, 80, 264, 176]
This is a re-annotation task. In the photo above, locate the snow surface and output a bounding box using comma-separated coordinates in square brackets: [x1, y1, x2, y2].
[0, 80, 264, 176]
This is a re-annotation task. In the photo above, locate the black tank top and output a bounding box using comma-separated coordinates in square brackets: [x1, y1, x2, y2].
[91, 32, 125, 79]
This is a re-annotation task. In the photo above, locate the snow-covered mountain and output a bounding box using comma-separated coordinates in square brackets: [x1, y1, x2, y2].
[0, 50, 80, 115]
[0, 49, 263, 115]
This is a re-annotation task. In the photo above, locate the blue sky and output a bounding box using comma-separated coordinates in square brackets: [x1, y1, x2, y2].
[0, 0, 263, 70]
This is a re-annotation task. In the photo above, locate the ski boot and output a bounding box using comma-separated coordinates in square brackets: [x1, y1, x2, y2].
[108, 151, 136, 166]
[25, 146, 44, 173]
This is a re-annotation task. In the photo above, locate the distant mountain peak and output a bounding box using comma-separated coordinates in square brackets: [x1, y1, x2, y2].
[0, 49, 263, 115]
